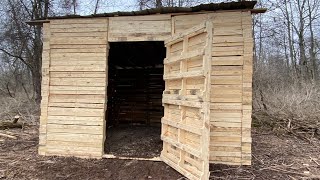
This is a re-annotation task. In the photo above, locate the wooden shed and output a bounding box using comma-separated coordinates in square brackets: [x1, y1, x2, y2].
[30, 1, 264, 179]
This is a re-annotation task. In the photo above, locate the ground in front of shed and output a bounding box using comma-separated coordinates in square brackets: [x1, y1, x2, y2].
[1, 113, 319, 179]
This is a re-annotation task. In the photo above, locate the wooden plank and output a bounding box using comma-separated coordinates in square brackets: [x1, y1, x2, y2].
[50, 72, 106, 78]
[109, 14, 171, 21]
[211, 75, 242, 85]
[50, 60, 106, 66]
[213, 27, 243, 36]
[50, 18, 108, 25]
[50, 23, 108, 29]
[166, 22, 206, 45]
[47, 116, 103, 126]
[50, 77, 106, 87]
[103, 154, 161, 161]
[50, 27, 108, 33]
[49, 65, 106, 72]
[46, 132, 103, 142]
[51, 52, 106, 58]
[108, 18, 171, 41]
[211, 122, 241, 128]
[211, 56, 243, 66]
[241, 12, 253, 165]
[50, 89, 105, 95]
[49, 94, 105, 103]
[48, 102, 105, 108]
[211, 66, 242, 76]
[47, 140, 102, 148]
[50, 37, 107, 45]
[47, 124, 103, 135]
[173, 13, 208, 34]
[161, 136, 201, 158]
[50, 44, 107, 50]
[48, 107, 104, 117]
[162, 118, 202, 135]
[51, 47, 106, 53]
[45, 148, 102, 158]
[212, 35, 243, 44]
[39, 22, 51, 154]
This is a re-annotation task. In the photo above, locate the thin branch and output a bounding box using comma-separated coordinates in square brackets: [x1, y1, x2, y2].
[0, 48, 33, 72]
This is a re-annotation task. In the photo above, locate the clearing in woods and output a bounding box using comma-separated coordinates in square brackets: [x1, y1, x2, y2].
[0, 114, 319, 179]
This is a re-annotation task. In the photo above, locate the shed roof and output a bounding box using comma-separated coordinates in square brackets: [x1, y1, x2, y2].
[28, 1, 266, 25]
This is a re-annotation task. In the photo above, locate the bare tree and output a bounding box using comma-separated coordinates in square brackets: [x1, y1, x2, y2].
[0, 0, 50, 102]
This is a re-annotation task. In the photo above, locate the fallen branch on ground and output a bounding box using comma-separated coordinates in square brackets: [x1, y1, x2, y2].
[0, 133, 17, 139]
[0, 122, 22, 130]
[0, 115, 22, 130]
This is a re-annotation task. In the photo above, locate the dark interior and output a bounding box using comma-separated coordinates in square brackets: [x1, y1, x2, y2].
[104, 41, 165, 157]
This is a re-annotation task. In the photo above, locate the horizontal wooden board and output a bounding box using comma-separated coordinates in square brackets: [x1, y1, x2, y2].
[108, 32, 171, 41]
[49, 102, 105, 108]
[50, 72, 106, 78]
[211, 75, 242, 85]
[46, 132, 103, 143]
[109, 14, 171, 21]
[49, 94, 105, 103]
[213, 35, 243, 44]
[211, 66, 242, 76]
[50, 77, 106, 87]
[211, 121, 241, 128]
[50, 18, 108, 25]
[173, 13, 208, 34]
[211, 56, 243, 66]
[51, 23, 108, 29]
[48, 116, 103, 126]
[210, 103, 242, 110]
[50, 44, 107, 50]
[50, 86, 105, 95]
[50, 27, 108, 33]
[47, 124, 103, 135]
[51, 37, 107, 45]
[48, 107, 104, 117]
[108, 18, 171, 41]
[213, 27, 243, 36]
[50, 65, 106, 72]
[51, 47, 107, 53]
[46, 140, 102, 149]
[51, 60, 106, 66]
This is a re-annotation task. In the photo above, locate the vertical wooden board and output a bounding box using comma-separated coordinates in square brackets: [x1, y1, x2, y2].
[39, 22, 51, 155]
[241, 11, 253, 165]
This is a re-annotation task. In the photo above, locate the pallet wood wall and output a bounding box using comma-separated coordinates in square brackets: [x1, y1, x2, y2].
[39, 11, 254, 168]
[39, 18, 108, 158]
[172, 11, 253, 166]
[108, 15, 172, 41]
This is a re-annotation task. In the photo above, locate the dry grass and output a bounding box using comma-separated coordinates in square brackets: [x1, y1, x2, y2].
[253, 63, 320, 140]
[0, 94, 39, 124]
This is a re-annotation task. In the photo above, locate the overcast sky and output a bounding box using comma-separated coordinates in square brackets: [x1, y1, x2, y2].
[62, 0, 225, 15]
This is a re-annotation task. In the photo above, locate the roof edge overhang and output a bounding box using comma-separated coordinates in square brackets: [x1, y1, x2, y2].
[27, 1, 266, 26]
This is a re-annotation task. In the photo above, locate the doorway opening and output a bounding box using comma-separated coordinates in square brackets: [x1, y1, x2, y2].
[104, 41, 166, 158]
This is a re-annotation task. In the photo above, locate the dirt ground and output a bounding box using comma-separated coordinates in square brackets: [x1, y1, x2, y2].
[0, 122, 319, 180]
[105, 125, 162, 158]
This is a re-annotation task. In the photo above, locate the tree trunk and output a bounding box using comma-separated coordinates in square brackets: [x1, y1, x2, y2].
[307, 0, 318, 83]
[156, 0, 162, 8]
